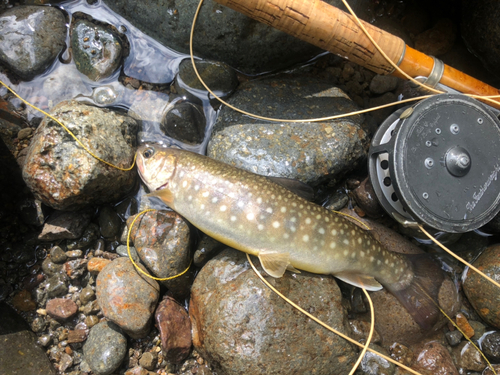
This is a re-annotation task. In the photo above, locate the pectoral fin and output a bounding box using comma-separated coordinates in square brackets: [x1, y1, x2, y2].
[334, 272, 383, 291]
[147, 189, 174, 207]
[258, 251, 292, 278]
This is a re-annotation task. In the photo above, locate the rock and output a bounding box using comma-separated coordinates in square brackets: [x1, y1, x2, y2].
[22, 100, 138, 211]
[71, 19, 124, 81]
[116, 244, 140, 262]
[174, 58, 239, 101]
[67, 223, 99, 251]
[351, 177, 384, 218]
[31, 316, 47, 333]
[11, 289, 36, 311]
[65, 250, 83, 259]
[193, 233, 225, 268]
[50, 246, 67, 264]
[103, 0, 364, 74]
[128, 210, 194, 299]
[481, 331, 500, 362]
[155, 296, 192, 364]
[83, 321, 127, 375]
[414, 19, 457, 57]
[452, 341, 486, 372]
[80, 285, 96, 305]
[0, 6, 66, 80]
[445, 330, 463, 346]
[58, 352, 73, 372]
[43, 273, 69, 299]
[67, 329, 88, 344]
[456, 313, 475, 339]
[46, 298, 78, 321]
[412, 340, 459, 375]
[461, 0, 500, 78]
[0, 303, 57, 374]
[369, 75, 400, 95]
[139, 352, 156, 371]
[87, 257, 111, 273]
[208, 75, 367, 186]
[98, 205, 122, 238]
[161, 101, 206, 145]
[189, 249, 357, 375]
[349, 319, 382, 344]
[359, 343, 395, 375]
[96, 257, 160, 338]
[463, 244, 500, 328]
[38, 210, 92, 241]
[64, 258, 88, 279]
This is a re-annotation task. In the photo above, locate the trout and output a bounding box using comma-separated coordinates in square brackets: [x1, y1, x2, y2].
[136, 144, 443, 328]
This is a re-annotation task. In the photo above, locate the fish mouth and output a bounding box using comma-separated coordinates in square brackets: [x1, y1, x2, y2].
[156, 182, 168, 191]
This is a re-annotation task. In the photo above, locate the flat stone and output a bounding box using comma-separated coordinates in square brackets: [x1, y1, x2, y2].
[38, 210, 92, 241]
[46, 298, 78, 321]
[0, 6, 66, 80]
[155, 296, 191, 363]
[96, 257, 160, 338]
[412, 340, 459, 375]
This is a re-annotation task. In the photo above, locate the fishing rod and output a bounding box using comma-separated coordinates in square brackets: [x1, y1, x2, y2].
[211, 0, 500, 108]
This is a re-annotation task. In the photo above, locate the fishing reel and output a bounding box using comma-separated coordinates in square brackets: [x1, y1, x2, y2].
[369, 92, 500, 233]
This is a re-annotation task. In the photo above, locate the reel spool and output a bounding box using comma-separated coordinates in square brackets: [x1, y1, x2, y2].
[369, 93, 500, 233]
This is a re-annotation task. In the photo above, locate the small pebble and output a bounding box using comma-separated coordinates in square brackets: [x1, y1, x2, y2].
[66, 250, 83, 259]
[46, 298, 78, 320]
[38, 334, 53, 347]
[85, 315, 100, 328]
[456, 313, 475, 339]
[87, 257, 111, 273]
[139, 352, 157, 371]
[445, 330, 463, 346]
[80, 286, 96, 305]
[50, 246, 68, 264]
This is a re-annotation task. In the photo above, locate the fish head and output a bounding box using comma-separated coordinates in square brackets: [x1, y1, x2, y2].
[136, 144, 178, 192]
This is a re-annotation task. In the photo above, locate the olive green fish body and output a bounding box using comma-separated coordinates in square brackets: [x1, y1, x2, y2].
[137, 146, 413, 291]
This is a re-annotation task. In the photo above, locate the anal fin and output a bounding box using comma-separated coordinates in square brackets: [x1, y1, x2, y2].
[334, 272, 383, 291]
[258, 251, 292, 278]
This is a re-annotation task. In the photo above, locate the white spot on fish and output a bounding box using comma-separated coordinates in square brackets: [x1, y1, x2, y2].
[200, 204, 205, 210]
[283, 233, 289, 239]
[343, 239, 349, 245]
[302, 235, 309, 242]
[331, 229, 337, 236]
[230, 216, 236, 222]
[247, 213, 255, 221]
[316, 214, 321, 220]
[188, 196, 192, 201]
[290, 217, 297, 223]
[290, 226, 296, 233]
[351, 252, 356, 258]
[182, 181, 187, 188]
[272, 221, 280, 228]
[179, 171, 185, 178]
[360, 251, 365, 257]
[357, 238, 362, 244]
[212, 197, 218, 203]
[220, 205, 227, 212]
[330, 242, 336, 249]
[194, 185, 200, 191]
[257, 197, 262, 204]
[318, 228, 325, 235]
[370, 256, 374, 262]
[266, 207, 273, 214]
[238, 201, 244, 208]
[202, 191, 209, 198]
[305, 218, 311, 225]
[324, 217, 330, 222]
[343, 250, 349, 256]
[340, 229, 344, 235]
[258, 224, 264, 231]
[281, 207, 287, 213]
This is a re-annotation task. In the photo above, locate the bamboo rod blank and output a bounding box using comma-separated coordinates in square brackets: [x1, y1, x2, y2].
[214, 0, 406, 75]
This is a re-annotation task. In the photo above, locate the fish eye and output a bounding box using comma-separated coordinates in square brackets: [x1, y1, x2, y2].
[142, 147, 155, 159]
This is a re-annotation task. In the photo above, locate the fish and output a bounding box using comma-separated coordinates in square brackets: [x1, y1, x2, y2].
[136, 144, 444, 329]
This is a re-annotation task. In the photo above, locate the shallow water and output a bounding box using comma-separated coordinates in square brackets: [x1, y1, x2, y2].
[1, 0, 218, 154]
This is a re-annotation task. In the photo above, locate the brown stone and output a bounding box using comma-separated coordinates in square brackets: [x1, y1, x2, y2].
[67, 329, 88, 343]
[11, 289, 36, 312]
[46, 298, 78, 320]
[155, 296, 192, 363]
[87, 257, 111, 273]
[412, 340, 459, 375]
[455, 313, 474, 339]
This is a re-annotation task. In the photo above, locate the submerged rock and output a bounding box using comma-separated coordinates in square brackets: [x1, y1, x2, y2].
[161, 101, 206, 145]
[96, 257, 160, 338]
[22, 100, 138, 211]
[0, 6, 66, 80]
[71, 19, 125, 81]
[189, 249, 356, 375]
[38, 209, 93, 241]
[208, 75, 367, 186]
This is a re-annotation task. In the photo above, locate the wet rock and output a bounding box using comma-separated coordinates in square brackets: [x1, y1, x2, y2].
[87, 257, 111, 273]
[80, 285, 96, 305]
[128, 210, 194, 299]
[42, 257, 63, 276]
[174, 58, 239, 101]
[67, 223, 100, 251]
[370, 75, 400, 95]
[71, 19, 124, 81]
[68, 329, 88, 344]
[189, 249, 356, 375]
[349, 319, 382, 344]
[66, 250, 83, 259]
[414, 19, 457, 57]
[0, 6, 66, 80]
[412, 340, 459, 375]
[155, 296, 192, 364]
[64, 258, 88, 279]
[82, 299, 101, 316]
[59, 352, 73, 372]
[323, 189, 349, 212]
[46, 298, 78, 321]
[98, 205, 122, 238]
[360, 343, 395, 375]
[44, 272, 69, 299]
[104, 0, 364, 74]
[83, 321, 127, 375]
[463, 244, 500, 328]
[456, 312, 475, 339]
[193, 233, 225, 268]
[96, 257, 160, 338]
[50, 246, 67, 264]
[452, 341, 486, 372]
[462, 0, 500, 78]
[39, 334, 52, 347]
[445, 330, 463, 346]
[139, 352, 156, 371]
[39, 209, 93, 240]
[351, 177, 384, 218]
[31, 316, 47, 333]
[481, 331, 500, 362]
[0, 303, 57, 374]
[85, 315, 100, 328]
[161, 101, 206, 145]
[116, 244, 140, 262]
[209, 76, 367, 186]
[11, 289, 36, 311]
[22, 100, 138, 211]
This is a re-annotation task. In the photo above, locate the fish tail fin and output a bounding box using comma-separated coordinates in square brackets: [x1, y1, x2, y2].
[388, 254, 445, 330]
